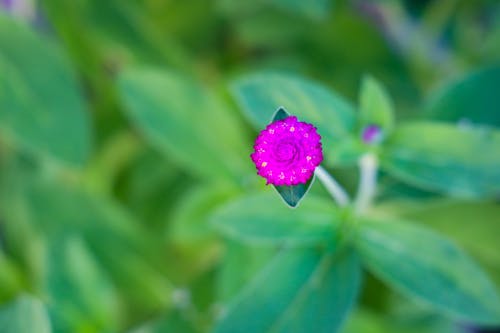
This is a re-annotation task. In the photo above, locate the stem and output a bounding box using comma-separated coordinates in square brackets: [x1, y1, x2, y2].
[314, 166, 350, 207]
[355, 154, 378, 214]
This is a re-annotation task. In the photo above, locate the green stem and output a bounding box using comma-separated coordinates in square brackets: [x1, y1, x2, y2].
[354, 153, 378, 214]
[314, 165, 350, 207]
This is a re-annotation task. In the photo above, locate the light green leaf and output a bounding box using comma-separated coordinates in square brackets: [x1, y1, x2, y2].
[118, 67, 251, 181]
[214, 247, 361, 333]
[359, 75, 394, 133]
[231, 72, 359, 165]
[45, 235, 120, 333]
[382, 121, 500, 198]
[0, 15, 91, 166]
[210, 192, 338, 246]
[0, 295, 52, 333]
[356, 217, 500, 325]
[425, 66, 500, 126]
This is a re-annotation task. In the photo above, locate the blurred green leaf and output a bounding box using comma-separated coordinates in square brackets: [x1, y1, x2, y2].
[389, 200, 500, 288]
[231, 72, 359, 165]
[46, 235, 120, 333]
[356, 217, 500, 325]
[0, 294, 52, 333]
[1, 173, 174, 324]
[0, 15, 91, 166]
[214, 247, 361, 333]
[359, 75, 394, 133]
[170, 184, 238, 246]
[382, 121, 500, 198]
[425, 66, 500, 126]
[128, 308, 198, 333]
[217, 241, 275, 303]
[342, 308, 462, 333]
[118, 67, 251, 182]
[268, 0, 332, 19]
[210, 192, 338, 246]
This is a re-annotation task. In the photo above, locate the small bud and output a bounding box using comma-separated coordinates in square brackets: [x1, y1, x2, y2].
[362, 124, 383, 144]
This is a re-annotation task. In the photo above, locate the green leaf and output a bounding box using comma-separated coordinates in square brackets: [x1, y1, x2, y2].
[0, 295, 52, 333]
[267, 0, 332, 19]
[217, 241, 275, 303]
[343, 308, 463, 333]
[391, 200, 500, 288]
[170, 184, 238, 245]
[118, 67, 251, 181]
[269, 107, 316, 207]
[425, 66, 500, 127]
[128, 308, 199, 333]
[359, 75, 394, 133]
[1, 174, 174, 318]
[231, 72, 359, 165]
[214, 247, 361, 333]
[0, 15, 91, 166]
[382, 121, 500, 198]
[355, 217, 500, 325]
[45, 235, 120, 332]
[273, 177, 315, 208]
[210, 192, 338, 246]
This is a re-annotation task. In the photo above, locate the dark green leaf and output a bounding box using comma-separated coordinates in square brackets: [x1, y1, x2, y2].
[231, 72, 359, 165]
[273, 176, 315, 208]
[0, 295, 52, 333]
[214, 247, 361, 333]
[118, 67, 252, 181]
[272, 107, 290, 121]
[359, 75, 394, 133]
[356, 217, 500, 325]
[210, 192, 338, 246]
[425, 66, 500, 127]
[382, 121, 500, 198]
[0, 15, 91, 166]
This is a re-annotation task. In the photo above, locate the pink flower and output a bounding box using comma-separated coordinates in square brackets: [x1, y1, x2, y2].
[251, 116, 323, 186]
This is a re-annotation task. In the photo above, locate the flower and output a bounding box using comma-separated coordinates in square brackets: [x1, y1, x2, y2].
[250, 115, 323, 186]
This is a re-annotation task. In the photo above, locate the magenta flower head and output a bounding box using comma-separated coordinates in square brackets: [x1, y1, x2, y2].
[251, 114, 323, 186]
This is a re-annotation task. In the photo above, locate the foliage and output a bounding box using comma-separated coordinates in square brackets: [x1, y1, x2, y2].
[0, 0, 500, 332]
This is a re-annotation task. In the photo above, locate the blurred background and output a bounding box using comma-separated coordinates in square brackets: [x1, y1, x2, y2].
[0, 0, 499, 332]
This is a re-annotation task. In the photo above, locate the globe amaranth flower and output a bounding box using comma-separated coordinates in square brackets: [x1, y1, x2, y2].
[251, 115, 323, 186]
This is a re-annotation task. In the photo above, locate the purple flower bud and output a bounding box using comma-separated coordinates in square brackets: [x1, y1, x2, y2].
[251, 116, 323, 186]
[362, 124, 383, 144]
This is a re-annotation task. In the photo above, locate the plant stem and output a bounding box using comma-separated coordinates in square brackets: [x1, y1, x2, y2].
[355, 153, 378, 213]
[314, 166, 350, 207]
